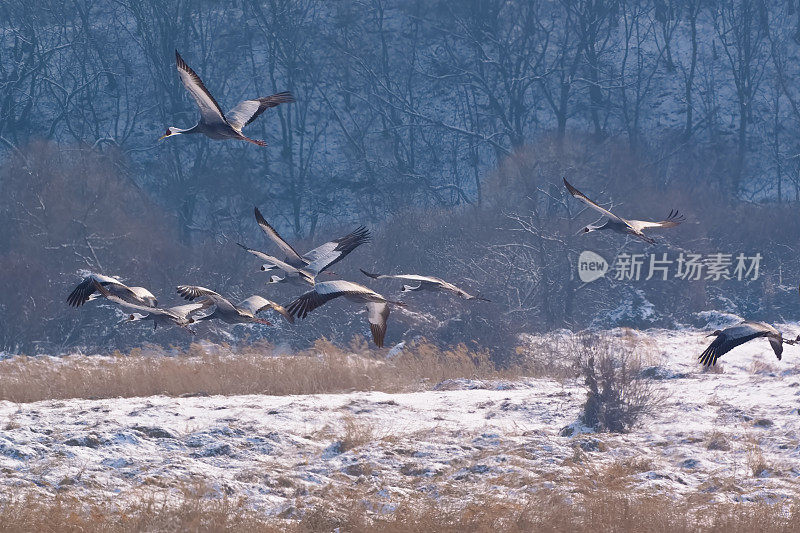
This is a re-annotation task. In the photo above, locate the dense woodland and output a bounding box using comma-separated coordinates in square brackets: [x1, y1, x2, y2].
[2, 0, 800, 356]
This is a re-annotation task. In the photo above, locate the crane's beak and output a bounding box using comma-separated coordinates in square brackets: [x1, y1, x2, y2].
[158, 134, 169, 141]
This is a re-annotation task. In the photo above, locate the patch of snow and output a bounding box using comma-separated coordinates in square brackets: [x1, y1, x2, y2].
[1, 322, 800, 513]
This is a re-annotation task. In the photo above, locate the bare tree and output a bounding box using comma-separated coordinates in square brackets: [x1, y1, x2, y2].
[538, 2, 583, 142]
[712, 0, 768, 193]
[566, 0, 618, 141]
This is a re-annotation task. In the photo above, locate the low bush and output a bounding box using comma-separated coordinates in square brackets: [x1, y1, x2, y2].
[578, 335, 661, 433]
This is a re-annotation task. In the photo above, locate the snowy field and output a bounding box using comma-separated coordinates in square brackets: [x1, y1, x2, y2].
[1, 323, 800, 522]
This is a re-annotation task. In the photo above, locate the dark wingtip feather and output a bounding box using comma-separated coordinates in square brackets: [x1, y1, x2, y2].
[285, 299, 302, 319]
[666, 209, 685, 223]
[332, 226, 372, 254]
[698, 345, 718, 367]
[269, 91, 296, 104]
[356, 226, 372, 243]
[280, 309, 295, 324]
[370, 323, 386, 348]
[176, 286, 196, 301]
[67, 278, 92, 307]
[254, 206, 273, 229]
[563, 177, 578, 196]
[360, 268, 380, 279]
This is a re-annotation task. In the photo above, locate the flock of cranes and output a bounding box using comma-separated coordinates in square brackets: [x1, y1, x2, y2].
[69, 207, 486, 348]
[69, 50, 798, 365]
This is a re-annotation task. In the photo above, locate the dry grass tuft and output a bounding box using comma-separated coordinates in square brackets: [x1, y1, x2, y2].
[338, 416, 376, 453]
[706, 430, 731, 451]
[702, 363, 725, 375]
[566, 456, 653, 495]
[746, 440, 773, 478]
[749, 360, 779, 375]
[0, 339, 527, 403]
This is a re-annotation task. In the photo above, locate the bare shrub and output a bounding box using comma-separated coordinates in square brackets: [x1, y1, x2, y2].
[578, 335, 662, 433]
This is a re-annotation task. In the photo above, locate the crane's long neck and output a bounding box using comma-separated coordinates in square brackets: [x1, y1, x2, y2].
[177, 124, 201, 134]
[193, 311, 214, 322]
[592, 219, 614, 231]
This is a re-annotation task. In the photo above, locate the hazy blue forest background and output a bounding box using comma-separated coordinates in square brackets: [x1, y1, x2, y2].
[2, 0, 800, 358]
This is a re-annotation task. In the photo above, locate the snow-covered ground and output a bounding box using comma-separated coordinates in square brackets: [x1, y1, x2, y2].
[1, 324, 800, 516]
